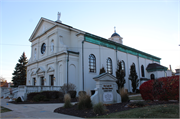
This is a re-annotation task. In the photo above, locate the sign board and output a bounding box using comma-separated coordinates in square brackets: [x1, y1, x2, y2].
[91, 73, 121, 105]
[103, 92, 113, 102]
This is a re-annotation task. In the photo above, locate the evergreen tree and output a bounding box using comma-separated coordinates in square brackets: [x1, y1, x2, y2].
[128, 63, 139, 92]
[12, 52, 28, 87]
[99, 66, 106, 74]
[116, 61, 126, 91]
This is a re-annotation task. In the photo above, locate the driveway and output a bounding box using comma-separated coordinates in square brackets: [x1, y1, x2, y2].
[0, 99, 82, 118]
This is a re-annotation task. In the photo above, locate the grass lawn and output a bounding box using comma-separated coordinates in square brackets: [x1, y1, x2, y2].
[129, 95, 143, 100]
[93, 104, 179, 118]
[0, 106, 12, 113]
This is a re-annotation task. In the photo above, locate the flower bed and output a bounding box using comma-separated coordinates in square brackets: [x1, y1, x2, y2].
[140, 75, 179, 101]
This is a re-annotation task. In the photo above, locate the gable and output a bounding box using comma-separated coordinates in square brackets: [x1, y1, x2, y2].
[31, 70, 36, 76]
[29, 18, 56, 41]
[93, 73, 117, 81]
[36, 67, 45, 74]
[47, 66, 54, 72]
[33, 21, 54, 39]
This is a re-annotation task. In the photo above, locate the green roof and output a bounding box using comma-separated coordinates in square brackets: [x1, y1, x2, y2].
[146, 63, 168, 72]
[84, 33, 161, 63]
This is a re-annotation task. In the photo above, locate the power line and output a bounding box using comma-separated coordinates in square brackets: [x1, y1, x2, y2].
[0, 43, 179, 50]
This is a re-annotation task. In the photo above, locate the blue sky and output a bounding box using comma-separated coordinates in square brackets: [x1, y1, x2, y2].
[0, 0, 180, 82]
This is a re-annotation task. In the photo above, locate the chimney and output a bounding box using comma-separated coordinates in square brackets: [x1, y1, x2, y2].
[169, 65, 172, 71]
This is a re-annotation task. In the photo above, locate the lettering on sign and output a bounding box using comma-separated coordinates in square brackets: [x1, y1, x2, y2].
[103, 92, 113, 102]
[102, 84, 113, 92]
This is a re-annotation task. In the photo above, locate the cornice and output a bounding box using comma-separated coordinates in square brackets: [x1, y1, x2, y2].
[84, 33, 161, 63]
[27, 51, 67, 66]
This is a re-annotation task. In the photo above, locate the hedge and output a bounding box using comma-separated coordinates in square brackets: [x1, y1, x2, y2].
[140, 75, 179, 101]
[27, 91, 64, 101]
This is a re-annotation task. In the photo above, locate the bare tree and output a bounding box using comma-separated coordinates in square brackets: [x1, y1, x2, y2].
[0, 76, 6, 82]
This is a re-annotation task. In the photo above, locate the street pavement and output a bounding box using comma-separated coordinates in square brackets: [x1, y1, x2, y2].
[0, 99, 82, 119]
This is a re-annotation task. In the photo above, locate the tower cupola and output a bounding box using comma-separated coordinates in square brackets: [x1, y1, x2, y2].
[109, 27, 123, 44]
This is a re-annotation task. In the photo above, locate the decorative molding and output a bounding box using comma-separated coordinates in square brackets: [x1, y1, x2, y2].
[31, 70, 36, 76]
[47, 66, 55, 72]
[36, 67, 45, 74]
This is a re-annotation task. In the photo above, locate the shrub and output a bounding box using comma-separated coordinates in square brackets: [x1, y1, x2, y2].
[15, 97, 22, 102]
[99, 67, 106, 74]
[116, 60, 126, 90]
[27, 91, 63, 101]
[27, 92, 41, 101]
[140, 75, 179, 101]
[140, 80, 154, 101]
[93, 102, 106, 114]
[157, 76, 179, 101]
[78, 91, 86, 97]
[119, 87, 129, 102]
[128, 63, 139, 92]
[67, 91, 76, 98]
[152, 79, 165, 100]
[63, 93, 72, 108]
[41, 91, 63, 99]
[84, 95, 93, 109]
[78, 93, 92, 110]
[33, 94, 46, 102]
[60, 83, 76, 94]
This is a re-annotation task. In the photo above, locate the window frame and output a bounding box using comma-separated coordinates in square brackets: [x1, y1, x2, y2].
[89, 54, 96, 73]
[151, 74, 155, 80]
[41, 43, 46, 54]
[41, 77, 44, 86]
[107, 57, 113, 74]
[141, 65, 145, 77]
[50, 75, 54, 86]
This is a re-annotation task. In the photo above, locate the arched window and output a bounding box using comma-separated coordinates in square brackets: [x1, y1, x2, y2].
[89, 54, 96, 72]
[150, 74, 155, 80]
[141, 65, 145, 77]
[121, 60, 126, 76]
[107, 58, 112, 74]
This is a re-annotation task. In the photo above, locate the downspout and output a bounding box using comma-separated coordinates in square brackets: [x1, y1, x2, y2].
[137, 54, 141, 86]
[126, 52, 130, 92]
[67, 51, 69, 92]
[116, 47, 117, 67]
[115, 47, 118, 90]
[82, 40, 84, 91]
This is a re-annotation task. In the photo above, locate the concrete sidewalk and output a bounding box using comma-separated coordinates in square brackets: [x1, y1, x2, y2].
[0, 99, 82, 119]
[128, 94, 141, 97]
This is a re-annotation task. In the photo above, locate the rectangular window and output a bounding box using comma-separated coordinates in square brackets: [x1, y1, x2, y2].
[33, 78, 36, 86]
[41, 77, 44, 86]
[50, 75, 54, 86]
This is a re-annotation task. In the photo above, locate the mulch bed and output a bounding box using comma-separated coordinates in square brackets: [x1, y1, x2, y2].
[9, 98, 78, 104]
[54, 101, 179, 118]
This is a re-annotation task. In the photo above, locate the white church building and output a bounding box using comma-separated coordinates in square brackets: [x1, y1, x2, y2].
[26, 14, 172, 94]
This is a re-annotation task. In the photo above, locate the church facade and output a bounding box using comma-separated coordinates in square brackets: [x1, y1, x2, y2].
[26, 17, 172, 93]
